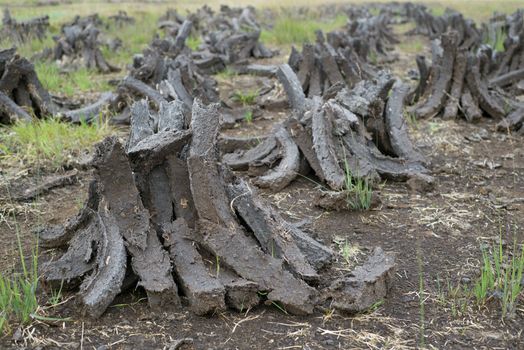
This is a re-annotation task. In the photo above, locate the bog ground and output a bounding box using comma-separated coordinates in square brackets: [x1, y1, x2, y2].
[1, 1, 524, 349]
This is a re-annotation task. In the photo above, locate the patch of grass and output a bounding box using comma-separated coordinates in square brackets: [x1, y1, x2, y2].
[0, 216, 39, 335]
[0, 118, 113, 169]
[342, 159, 373, 210]
[435, 275, 468, 317]
[232, 89, 259, 106]
[393, 21, 417, 35]
[260, 14, 347, 46]
[483, 26, 507, 53]
[338, 239, 360, 266]
[35, 62, 111, 97]
[397, 37, 425, 54]
[473, 236, 524, 317]
[404, 110, 419, 130]
[186, 35, 201, 51]
[244, 110, 254, 124]
[427, 121, 442, 134]
[48, 280, 64, 307]
[7, 34, 56, 59]
[214, 68, 237, 80]
[368, 50, 378, 65]
[435, 229, 524, 319]
[103, 11, 160, 66]
[368, 7, 381, 17]
[429, 5, 447, 18]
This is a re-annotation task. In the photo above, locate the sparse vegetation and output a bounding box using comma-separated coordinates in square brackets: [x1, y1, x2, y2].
[479, 25, 507, 53]
[404, 110, 419, 129]
[35, 62, 111, 97]
[343, 159, 373, 210]
[435, 230, 524, 319]
[260, 14, 347, 46]
[338, 239, 360, 266]
[232, 89, 259, 106]
[214, 67, 238, 80]
[103, 12, 160, 66]
[186, 35, 201, 51]
[0, 118, 113, 169]
[397, 37, 425, 54]
[0, 217, 39, 336]
[244, 110, 254, 123]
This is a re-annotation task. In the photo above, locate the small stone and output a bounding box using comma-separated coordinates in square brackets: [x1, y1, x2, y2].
[407, 174, 435, 193]
[12, 327, 22, 342]
[323, 339, 335, 346]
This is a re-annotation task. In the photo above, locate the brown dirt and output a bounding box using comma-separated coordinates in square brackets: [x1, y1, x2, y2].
[1, 28, 524, 350]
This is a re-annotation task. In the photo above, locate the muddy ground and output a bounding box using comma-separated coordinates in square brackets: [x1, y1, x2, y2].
[1, 26, 524, 350]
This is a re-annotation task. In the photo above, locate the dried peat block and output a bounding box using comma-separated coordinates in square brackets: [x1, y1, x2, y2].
[163, 219, 226, 315]
[119, 76, 167, 109]
[79, 206, 127, 318]
[53, 17, 120, 74]
[0, 48, 56, 123]
[253, 67, 430, 190]
[460, 88, 483, 123]
[497, 107, 524, 131]
[489, 67, 524, 88]
[231, 63, 278, 77]
[408, 22, 524, 125]
[38, 91, 396, 317]
[286, 118, 321, 175]
[41, 208, 102, 286]
[442, 50, 467, 120]
[325, 247, 395, 313]
[227, 179, 321, 282]
[223, 136, 278, 171]
[253, 126, 300, 191]
[2, 9, 49, 43]
[108, 11, 135, 27]
[91, 137, 180, 309]
[410, 55, 429, 103]
[37, 180, 99, 249]
[311, 98, 346, 190]
[199, 221, 318, 315]
[385, 81, 426, 164]
[14, 169, 78, 201]
[414, 32, 458, 119]
[465, 54, 506, 119]
[0, 90, 31, 122]
[276, 64, 307, 114]
[188, 100, 318, 314]
[61, 92, 116, 123]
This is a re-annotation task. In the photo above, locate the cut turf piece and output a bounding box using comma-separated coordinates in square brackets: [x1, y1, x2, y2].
[39, 97, 395, 318]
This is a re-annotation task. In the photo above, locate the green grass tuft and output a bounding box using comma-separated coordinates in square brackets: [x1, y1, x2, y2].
[260, 14, 347, 46]
[483, 26, 507, 53]
[473, 236, 524, 317]
[397, 37, 425, 54]
[0, 216, 39, 335]
[436, 228, 524, 319]
[244, 110, 254, 124]
[0, 118, 113, 169]
[214, 68, 238, 80]
[186, 35, 201, 51]
[35, 62, 111, 97]
[103, 12, 160, 66]
[343, 159, 373, 210]
[232, 89, 259, 106]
